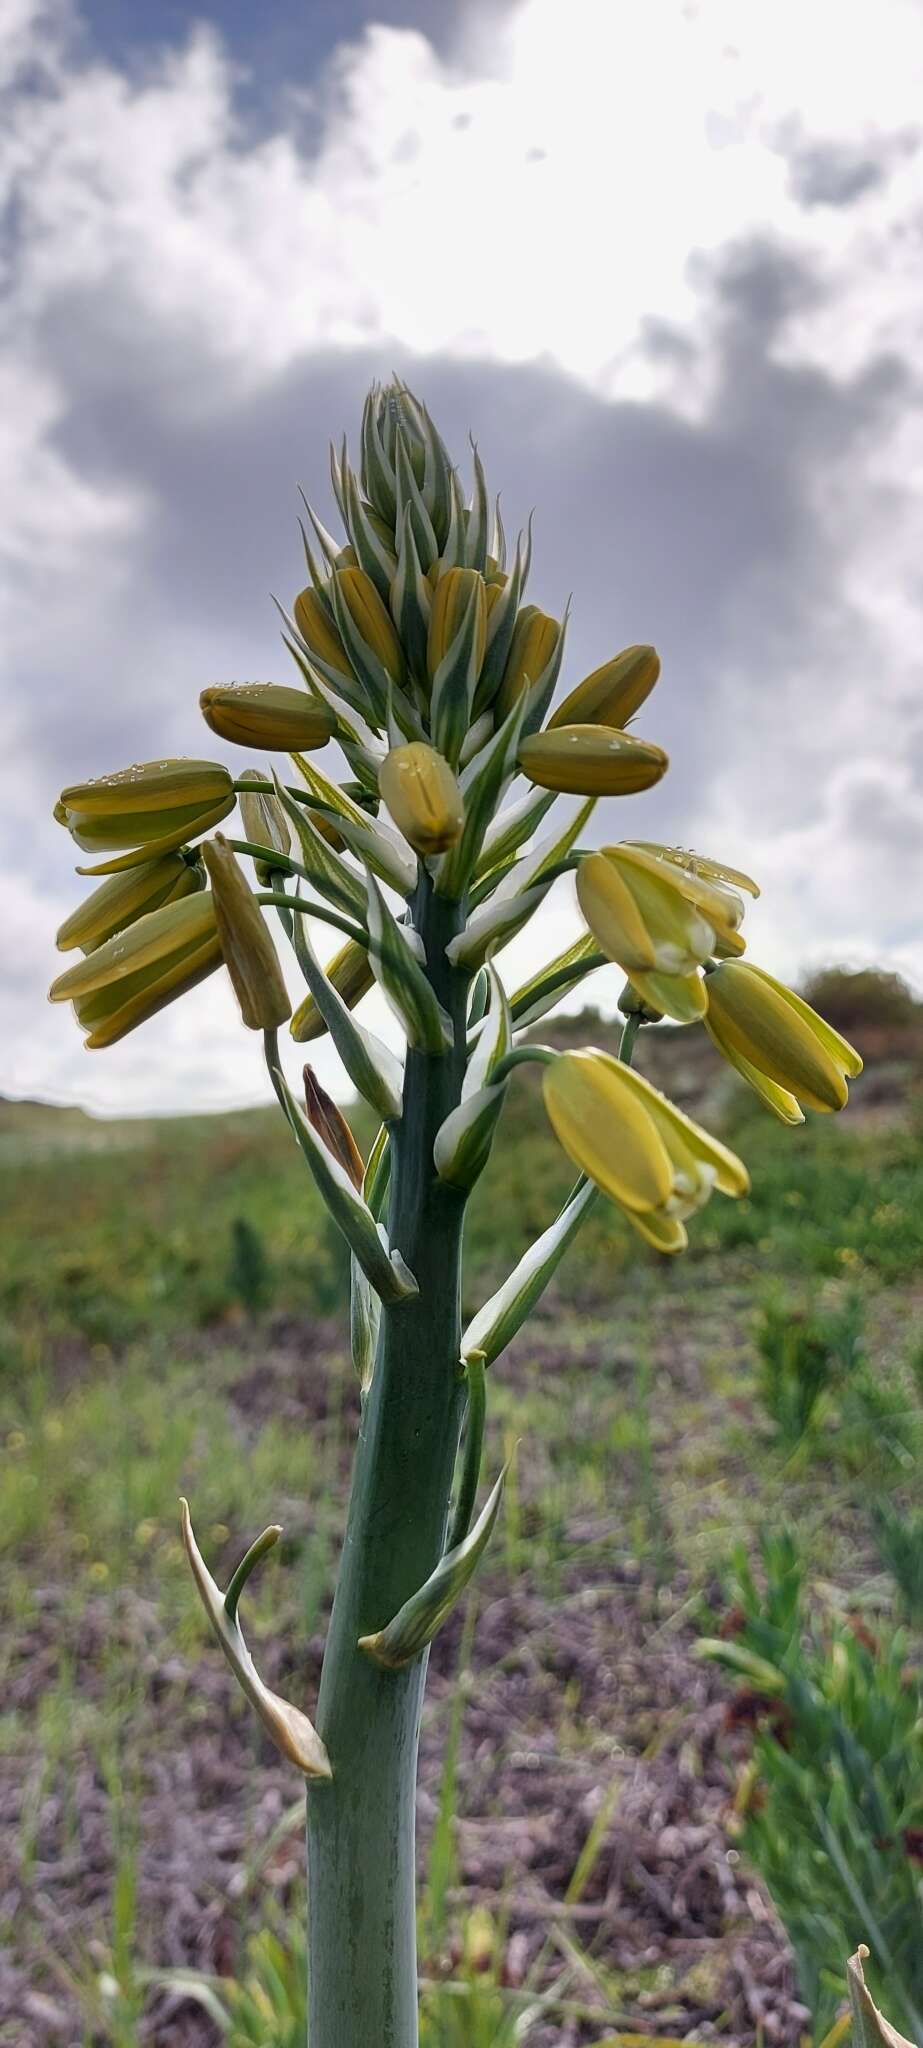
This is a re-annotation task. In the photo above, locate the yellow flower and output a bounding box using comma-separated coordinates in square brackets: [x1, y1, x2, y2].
[576, 843, 748, 1022]
[549, 645, 660, 730]
[495, 607, 561, 720]
[55, 852, 203, 954]
[201, 836, 291, 1032]
[427, 568, 488, 683]
[293, 586, 351, 676]
[519, 724, 667, 797]
[289, 939, 374, 1043]
[378, 743, 464, 855]
[48, 894, 223, 1048]
[705, 961, 863, 1117]
[199, 683, 336, 751]
[56, 759, 234, 873]
[543, 1047, 748, 1252]
[334, 566, 405, 679]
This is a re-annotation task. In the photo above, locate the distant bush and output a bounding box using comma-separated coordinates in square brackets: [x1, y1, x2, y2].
[228, 1216, 272, 1315]
[800, 966, 920, 1037]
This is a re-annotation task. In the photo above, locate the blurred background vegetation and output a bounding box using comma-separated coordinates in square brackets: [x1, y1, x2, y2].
[2, 964, 922, 2046]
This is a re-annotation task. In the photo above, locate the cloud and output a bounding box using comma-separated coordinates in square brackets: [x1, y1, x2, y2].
[2, 0, 922, 1112]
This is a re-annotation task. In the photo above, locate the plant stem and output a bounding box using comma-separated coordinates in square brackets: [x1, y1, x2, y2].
[306, 871, 470, 2048]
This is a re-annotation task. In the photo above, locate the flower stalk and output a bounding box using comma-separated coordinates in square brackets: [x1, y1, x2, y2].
[48, 376, 863, 2046]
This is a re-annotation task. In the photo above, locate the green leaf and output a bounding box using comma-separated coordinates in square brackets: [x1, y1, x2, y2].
[434, 966, 511, 1189]
[180, 1499, 332, 1780]
[365, 872, 453, 1053]
[509, 931, 607, 1031]
[271, 773, 369, 923]
[358, 1463, 508, 1671]
[435, 693, 530, 902]
[461, 1178, 599, 1369]
[290, 919, 403, 1124]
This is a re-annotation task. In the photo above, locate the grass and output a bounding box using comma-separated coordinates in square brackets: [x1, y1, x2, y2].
[2, 1016, 923, 2041]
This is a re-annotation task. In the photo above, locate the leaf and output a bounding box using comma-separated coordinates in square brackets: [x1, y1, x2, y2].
[435, 693, 530, 901]
[365, 872, 453, 1053]
[267, 1050, 417, 1303]
[271, 773, 368, 923]
[180, 1499, 332, 1780]
[509, 932, 607, 1031]
[847, 1948, 918, 2048]
[434, 966, 511, 1189]
[290, 919, 403, 1124]
[358, 1464, 509, 1671]
[461, 1178, 599, 1369]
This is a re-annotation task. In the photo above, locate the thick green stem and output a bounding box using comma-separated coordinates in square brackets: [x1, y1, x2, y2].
[306, 873, 469, 2048]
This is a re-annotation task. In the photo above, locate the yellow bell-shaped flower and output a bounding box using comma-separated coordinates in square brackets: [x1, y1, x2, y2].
[543, 1047, 749, 1252]
[48, 894, 222, 1048]
[378, 743, 464, 856]
[57, 759, 235, 873]
[519, 725, 668, 797]
[55, 852, 204, 955]
[199, 684, 336, 752]
[549, 645, 660, 730]
[576, 843, 748, 1021]
[705, 961, 863, 1116]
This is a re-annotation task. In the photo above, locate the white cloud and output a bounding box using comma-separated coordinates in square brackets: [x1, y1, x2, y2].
[2, 0, 922, 1113]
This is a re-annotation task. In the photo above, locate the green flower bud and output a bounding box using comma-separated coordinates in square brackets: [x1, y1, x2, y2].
[549, 645, 660, 729]
[238, 773, 292, 884]
[199, 684, 336, 752]
[55, 852, 204, 955]
[48, 894, 222, 1048]
[334, 567, 405, 680]
[201, 835, 291, 1032]
[519, 724, 668, 796]
[379, 743, 464, 856]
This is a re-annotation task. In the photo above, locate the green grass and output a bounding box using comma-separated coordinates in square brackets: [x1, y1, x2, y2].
[2, 1029, 923, 2040]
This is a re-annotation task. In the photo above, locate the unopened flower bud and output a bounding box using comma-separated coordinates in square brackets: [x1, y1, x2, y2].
[201, 835, 291, 1031]
[550, 645, 660, 730]
[427, 569, 487, 684]
[199, 684, 336, 752]
[238, 774, 292, 884]
[56, 852, 204, 954]
[519, 724, 667, 796]
[303, 1067, 365, 1190]
[293, 587, 351, 676]
[57, 760, 235, 871]
[618, 980, 664, 1023]
[378, 743, 464, 856]
[334, 566, 405, 679]
[48, 894, 222, 1048]
[495, 606, 561, 721]
[290, 939, 375, 1043]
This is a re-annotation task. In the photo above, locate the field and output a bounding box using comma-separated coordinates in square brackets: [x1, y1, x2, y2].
[2, 1002, 923, 2047]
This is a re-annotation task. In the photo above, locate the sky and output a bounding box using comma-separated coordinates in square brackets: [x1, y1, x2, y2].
[2, 0, 922, 1116]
